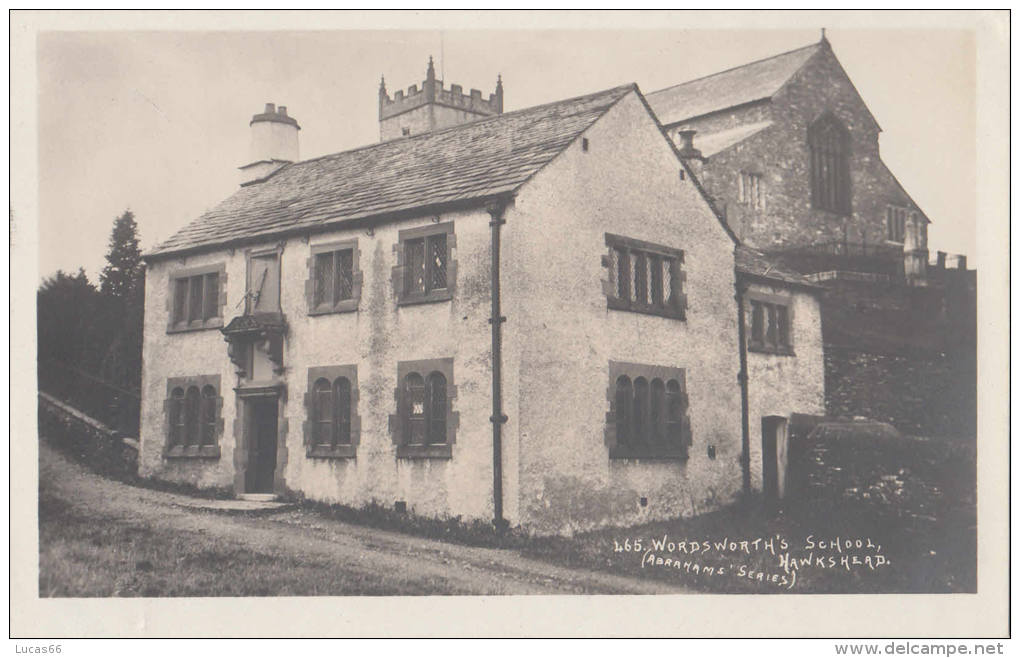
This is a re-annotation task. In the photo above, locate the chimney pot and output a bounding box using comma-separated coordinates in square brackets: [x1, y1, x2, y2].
[675, 129, 703, 159]
[241, 102, 299, 185]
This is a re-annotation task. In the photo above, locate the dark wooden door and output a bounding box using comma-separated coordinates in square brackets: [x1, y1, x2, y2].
[247, 399, 278, 493]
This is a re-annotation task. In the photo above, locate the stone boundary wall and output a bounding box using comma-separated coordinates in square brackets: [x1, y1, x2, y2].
[38, 391, 138, 476]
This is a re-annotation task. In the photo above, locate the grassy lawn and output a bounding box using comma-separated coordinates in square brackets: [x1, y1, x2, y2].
[38, 491, 467, 597]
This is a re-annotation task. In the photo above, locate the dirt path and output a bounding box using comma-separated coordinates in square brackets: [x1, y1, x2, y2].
[39, 441, 685, 595]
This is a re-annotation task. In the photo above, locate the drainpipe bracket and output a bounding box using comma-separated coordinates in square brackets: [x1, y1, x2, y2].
[490, 414, 509, 424]
[487, 316, 507, 324]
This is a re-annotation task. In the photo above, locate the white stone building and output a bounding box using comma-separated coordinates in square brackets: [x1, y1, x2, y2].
[139, 73, 824, 535]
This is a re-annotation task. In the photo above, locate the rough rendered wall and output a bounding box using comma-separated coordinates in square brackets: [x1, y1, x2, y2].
[140, 206, 513, 524]
[679, 47, 926, 252]
[139, 252, 240, 489]
[505, 91, 744, 535]
[743, 282, 825, 492]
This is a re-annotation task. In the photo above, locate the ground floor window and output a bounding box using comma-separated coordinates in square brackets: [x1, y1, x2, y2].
[390, 358, 457, 458]
[304, 365, 360, 458]
[165, 375, 222, 457]
[606, 361, 690, 459]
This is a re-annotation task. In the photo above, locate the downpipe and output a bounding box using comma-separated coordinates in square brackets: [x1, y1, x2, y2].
[487, 198, 510, 531]
[735, 275, 752, 500]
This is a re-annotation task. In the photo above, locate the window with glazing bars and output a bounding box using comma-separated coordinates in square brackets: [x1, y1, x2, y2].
[165, 375, 222, 457]
[808, 114, 851, 215]
[313, 249, 355, 309]
[311, 376, 352, 447]
[391, 358, 457, 458]
[739, 171, 764, 210]
[404, 233, 448, 296]
[403, 371, 447, 446]
[604, 234, 686, 320]
[607, 361, 691, 459]
[749, 299, 792, 354]
[887, 206, 908, 242]
[171, 271, 220, 328]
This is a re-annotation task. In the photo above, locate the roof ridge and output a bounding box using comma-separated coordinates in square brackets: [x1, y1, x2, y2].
[648, 40, 820, 97]
[277, 82, 637, 172]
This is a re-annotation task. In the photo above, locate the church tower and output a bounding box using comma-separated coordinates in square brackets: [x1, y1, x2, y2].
[378, 57, 503, 141]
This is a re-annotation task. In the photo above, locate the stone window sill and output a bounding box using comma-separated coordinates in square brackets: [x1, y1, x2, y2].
[397, 290, 453, 307]
[748, 343, 796, 357]
[607, 297, 685, 321]
[308, 300, 359, 316]
[609, 445, 690, 461]
[307, 444, 357, 459]
[165, 445, 221, 459]
[167, 319, 224, 334]
[396, 443, 453, 459]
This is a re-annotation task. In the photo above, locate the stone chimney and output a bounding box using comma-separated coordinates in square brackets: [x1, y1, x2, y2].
[239, 102, 301, 186]
[675, 129, 703, 160]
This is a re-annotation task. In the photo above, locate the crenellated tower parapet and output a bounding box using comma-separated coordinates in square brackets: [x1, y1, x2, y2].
[379, 57, 502, 141]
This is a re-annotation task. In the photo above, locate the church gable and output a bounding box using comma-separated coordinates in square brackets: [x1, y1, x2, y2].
[770, 40, 881, 144]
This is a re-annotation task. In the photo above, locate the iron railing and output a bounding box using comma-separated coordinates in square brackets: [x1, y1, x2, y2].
[768, 241, 904, 278]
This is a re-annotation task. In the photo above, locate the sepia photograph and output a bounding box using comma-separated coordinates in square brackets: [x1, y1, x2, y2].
[10, 9, 1009, 640]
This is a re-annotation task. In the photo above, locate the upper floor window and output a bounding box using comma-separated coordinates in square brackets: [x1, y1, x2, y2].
[307, 240, 362, 315]
[393, 222, 457, 306]
[738, 171, 764, 210]
[304, 365, 360, 458]
[247, 247, 282, 315]
[168, 264, 225, 333]
[748, 294, 794, 356]
[390, 358, 457, 458]
[165, 375, 222, 457]
[603, 233, 687, 320]
[606, 361, 691, 459]
[808, 113, 851, 215]
[886, 206, 910, 243]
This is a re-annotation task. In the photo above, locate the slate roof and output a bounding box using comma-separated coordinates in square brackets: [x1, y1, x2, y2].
[147, 84, 636, 259]
[695, 121, 773, 158]
[734, 245, 821, 291]
[646, 42, 821, 126]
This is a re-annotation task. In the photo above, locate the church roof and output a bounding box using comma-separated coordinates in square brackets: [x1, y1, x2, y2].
[646, 42, 822, 126]
[146, 84, 636, 259]
[695, 121, 773, 158]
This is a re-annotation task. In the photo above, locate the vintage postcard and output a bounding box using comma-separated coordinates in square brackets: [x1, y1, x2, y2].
[9, 9, 1010, 639]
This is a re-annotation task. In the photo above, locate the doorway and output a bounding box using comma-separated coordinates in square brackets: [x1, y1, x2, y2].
[246, 397, 279, 494]
[761, 415, 789, 504]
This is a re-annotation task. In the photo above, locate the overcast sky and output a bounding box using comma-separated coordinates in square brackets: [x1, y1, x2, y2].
[36, 26, 976, 281]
